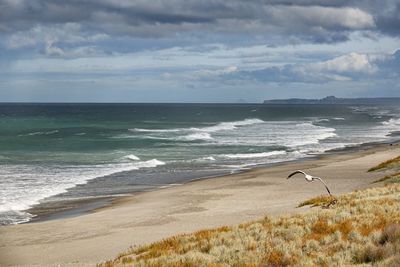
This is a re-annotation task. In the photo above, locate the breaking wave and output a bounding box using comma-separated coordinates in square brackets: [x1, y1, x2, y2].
[0, 158, 166, 224]
[221, 151, 287, 159]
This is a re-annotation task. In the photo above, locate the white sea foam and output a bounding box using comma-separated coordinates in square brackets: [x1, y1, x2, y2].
[127, 119, 265, 143]
[191, 118, 264, 133]
[201, 156, 216, 161]
[221, 151, 287, 159]
[187, 156, 217, 163]
[125, 154, 140, 161]
[209, 121, 337, 147]
[127, 134, 213, 142]
[220, 150, 309, 171]
[382, 118, 400, 127]
[130, 118, 265, 135]
[370, 117, 400, 139]
[315, 117, 344, 123]
[288, 122, 337, 146]
[19, 130, 59, 137]
[0, 210, 34, 225]
[132, 159, 166, 168]
[29, 130, 59, 136]
[355, 117, 400, 141]
[179, 133, 213, 141]
[131, 128, 182, 133]
[315, 118, 330, 122]
[0, 159, 166, 223]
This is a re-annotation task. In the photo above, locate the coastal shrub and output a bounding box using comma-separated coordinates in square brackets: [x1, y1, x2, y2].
[379, 224, 400, 245]
[353, 223, 400, 265]
[354, 244, 386, 263]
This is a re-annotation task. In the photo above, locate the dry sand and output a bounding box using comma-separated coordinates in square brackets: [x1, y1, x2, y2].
[1, 144, 399, 266]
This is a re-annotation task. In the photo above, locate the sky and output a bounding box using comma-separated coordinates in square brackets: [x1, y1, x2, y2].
[0, 0, 399, 103]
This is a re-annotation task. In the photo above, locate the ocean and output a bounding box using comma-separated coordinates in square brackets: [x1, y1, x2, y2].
[1, 103, 399, 225]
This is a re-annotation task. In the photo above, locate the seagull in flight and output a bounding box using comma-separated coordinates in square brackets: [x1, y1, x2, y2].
[287, 170, 332, 195]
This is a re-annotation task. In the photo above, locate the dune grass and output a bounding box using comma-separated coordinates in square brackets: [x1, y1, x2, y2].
[374, 171, 400, 184]
[372, 155, 400, 184]
[297, 195, 337, 208]
[368, 155, 400, 172]
[98, 183, 400, 267]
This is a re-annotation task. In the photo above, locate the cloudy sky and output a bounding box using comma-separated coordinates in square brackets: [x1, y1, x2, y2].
[0, 0, 399, 102]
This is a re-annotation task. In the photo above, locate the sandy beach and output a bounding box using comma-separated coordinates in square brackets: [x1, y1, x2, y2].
[1, 143, 399, 266]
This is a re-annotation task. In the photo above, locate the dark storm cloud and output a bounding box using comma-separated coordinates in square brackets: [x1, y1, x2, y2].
[375, 2, 400, 36]
[0, 2, 376, 31]
[0, 0, 398, 52]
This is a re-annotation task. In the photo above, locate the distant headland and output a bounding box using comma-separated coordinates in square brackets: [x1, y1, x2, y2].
[263, 96, 400, 105]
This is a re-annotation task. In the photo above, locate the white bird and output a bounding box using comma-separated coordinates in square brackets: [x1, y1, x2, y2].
[287, 170, 332, 195]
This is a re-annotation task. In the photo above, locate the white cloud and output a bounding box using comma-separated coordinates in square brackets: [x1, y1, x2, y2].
[267, 6, 375, 30]
[44, 40, 65, 57]
[222, 50, 399, 84]
[43, 41, 105, 58]
[6, 23, 108, 49]
[309, 52, 377, 74]
[223, 66, 238, 73]
[191, 66, 238, 79]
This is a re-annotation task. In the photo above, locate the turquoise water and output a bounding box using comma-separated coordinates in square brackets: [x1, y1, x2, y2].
[0, 103, 399, 224]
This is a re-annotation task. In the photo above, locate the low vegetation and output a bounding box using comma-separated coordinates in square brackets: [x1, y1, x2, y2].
[374, 171, 400, 184]
[368, 155, 400, 172]
[99, 157, 400, 267]
[297, 195, 337, 208]
[372, 155, 400, 185]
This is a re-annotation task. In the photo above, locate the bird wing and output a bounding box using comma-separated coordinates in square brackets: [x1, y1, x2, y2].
[287, 170, 307, 179]
[312, 177, 332, 195]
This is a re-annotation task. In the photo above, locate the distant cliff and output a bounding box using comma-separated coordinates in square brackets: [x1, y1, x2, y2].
[263, 96, 400, 105]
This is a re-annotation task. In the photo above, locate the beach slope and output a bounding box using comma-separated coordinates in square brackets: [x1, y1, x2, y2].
[1, 144, 399, 266]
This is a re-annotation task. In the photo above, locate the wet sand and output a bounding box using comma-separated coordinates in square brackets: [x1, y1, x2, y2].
[0, 143, 399, 266]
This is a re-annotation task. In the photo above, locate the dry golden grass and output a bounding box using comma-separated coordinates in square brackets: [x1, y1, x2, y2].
[297, 195, 337, 208]
[368, 155, 400, 172]
[98, 183, 400, 267]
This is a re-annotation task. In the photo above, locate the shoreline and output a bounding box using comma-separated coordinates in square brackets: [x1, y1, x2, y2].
[1, 141, 400, 266]
[26, 138, 400, 224]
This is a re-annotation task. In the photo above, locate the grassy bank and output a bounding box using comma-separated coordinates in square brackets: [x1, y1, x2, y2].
[99, 157, 400, 267]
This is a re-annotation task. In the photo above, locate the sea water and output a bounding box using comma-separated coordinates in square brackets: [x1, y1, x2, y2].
[0, 103, 399, 224]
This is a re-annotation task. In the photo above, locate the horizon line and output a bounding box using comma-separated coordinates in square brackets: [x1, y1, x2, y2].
[1, 95, 400, 105]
